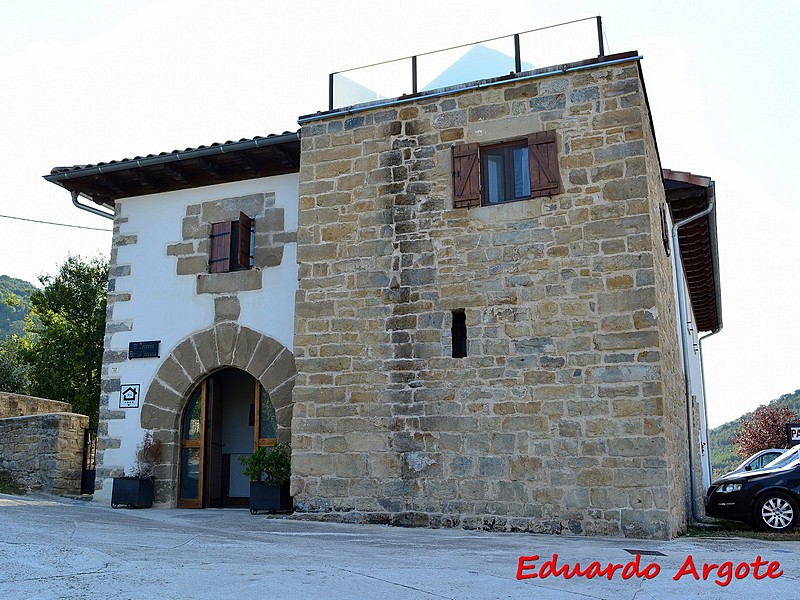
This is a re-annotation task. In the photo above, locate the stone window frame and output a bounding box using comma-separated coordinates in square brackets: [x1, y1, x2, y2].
[167, 192, 296, 295]
[452, 129, 561, 209]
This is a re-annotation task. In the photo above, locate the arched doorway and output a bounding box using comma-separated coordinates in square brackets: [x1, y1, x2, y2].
[177, 368, 278, 508]
[140, 325, 295, 506]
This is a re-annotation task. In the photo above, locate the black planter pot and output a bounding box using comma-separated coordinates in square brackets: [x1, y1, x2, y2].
[111, 477, 154, 509]
[249, 481, 292, 515]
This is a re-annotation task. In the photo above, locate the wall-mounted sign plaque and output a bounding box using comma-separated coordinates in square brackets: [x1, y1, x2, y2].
[120, 384, 141, 408]
[128, 340, 160, 359]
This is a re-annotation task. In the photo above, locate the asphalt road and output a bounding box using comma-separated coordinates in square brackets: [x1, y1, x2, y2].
[0, 493, 797, 599]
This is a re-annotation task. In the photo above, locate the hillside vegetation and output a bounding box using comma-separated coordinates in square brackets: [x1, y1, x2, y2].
[0, 275, 36, 339]
[709, 389, 800, 478]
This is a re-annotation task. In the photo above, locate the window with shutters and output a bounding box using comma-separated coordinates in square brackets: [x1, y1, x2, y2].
[452, 130, 561, 208]
[209, 211, 254, 273]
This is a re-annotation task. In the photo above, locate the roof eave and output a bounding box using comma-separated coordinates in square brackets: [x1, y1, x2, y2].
[662, 169, 722, 333]
[43, 131, 301, 207]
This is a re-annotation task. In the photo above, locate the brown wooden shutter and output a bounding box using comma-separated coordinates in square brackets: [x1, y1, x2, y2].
[237, 212, 253, 269]
[528, 130, 561, 197]
[209, 221, 232, 273]
[660, 204, 671, 257]
[452, 143, 480, 208]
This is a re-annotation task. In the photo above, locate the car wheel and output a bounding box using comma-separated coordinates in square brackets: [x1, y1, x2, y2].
[754, 493, 799, 532]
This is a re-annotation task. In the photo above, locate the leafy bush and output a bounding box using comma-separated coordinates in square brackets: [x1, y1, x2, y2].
[16, 256, 108, 427]
[237, 443, 290, 485]
[0, 469, 25, 495]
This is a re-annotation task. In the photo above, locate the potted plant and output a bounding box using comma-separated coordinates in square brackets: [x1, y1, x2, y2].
[237, 442, 292, 515]
[111, 432, 163, 509]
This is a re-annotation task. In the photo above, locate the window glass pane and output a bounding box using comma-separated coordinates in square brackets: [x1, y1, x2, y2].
[179, 448, 200, 500]
[485, 152, 505, 204]
[182, 387, 202, 440]
[259, 387, 277, 440]
[249, 228, 255, 268]
[512, 146, 530, 198]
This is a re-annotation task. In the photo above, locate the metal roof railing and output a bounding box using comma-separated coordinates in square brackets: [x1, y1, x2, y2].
[328, 16, 606, 111]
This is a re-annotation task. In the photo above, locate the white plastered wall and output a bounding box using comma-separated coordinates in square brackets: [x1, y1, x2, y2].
[97, 174, 298, 498]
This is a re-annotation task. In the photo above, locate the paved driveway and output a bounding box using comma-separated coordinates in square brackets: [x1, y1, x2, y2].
[0, 493, 797, 599]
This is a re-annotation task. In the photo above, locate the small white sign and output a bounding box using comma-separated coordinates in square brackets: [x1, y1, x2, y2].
[120, 384, 141, 408]
[787, 423, 800, 446]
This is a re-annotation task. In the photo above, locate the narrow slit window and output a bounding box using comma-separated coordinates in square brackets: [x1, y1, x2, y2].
[451, 310, 467, 358]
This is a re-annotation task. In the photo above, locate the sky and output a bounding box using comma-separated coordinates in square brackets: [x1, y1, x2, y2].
[1, 0, 798, 428]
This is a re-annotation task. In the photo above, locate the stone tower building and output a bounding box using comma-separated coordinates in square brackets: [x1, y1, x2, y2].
[291, 51, 720, 538]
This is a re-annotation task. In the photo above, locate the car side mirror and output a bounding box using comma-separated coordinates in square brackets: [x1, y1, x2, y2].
[745, 465, 752, 471]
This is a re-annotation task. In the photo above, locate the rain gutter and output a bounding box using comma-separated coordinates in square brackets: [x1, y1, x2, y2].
[71, 190, 114, 220]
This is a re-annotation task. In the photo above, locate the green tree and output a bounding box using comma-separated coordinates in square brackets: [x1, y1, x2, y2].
[18, 256, 108, 426]
[0, 275, 36, 339]
[0, 335, 28, 393]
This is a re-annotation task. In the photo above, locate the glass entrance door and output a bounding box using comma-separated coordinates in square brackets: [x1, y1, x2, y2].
[178, 382, 205, 508]
[177, 371, 279, 508]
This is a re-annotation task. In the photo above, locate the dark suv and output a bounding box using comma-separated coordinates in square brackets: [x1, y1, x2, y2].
[706, 447, 800, 532]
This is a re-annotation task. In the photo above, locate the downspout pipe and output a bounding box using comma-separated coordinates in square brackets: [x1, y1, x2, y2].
[671, 191, 715, 524]
[71, 190, 114, 220]
[699, 327, 723, 484]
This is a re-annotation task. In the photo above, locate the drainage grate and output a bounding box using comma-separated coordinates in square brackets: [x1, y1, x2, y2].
[623, 549, 666, 556]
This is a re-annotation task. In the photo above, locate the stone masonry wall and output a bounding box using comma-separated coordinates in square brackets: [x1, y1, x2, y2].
[0, 392, 72, 418]
[0, 394, 88, 495]
[292, 58, 688, 538]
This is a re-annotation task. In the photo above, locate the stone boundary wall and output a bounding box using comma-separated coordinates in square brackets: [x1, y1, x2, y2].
[0, 392, 72, 418]
[0, 394, 88, 496]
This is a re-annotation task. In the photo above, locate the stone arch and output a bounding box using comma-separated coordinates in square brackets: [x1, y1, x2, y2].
[140, 324, 295, 505]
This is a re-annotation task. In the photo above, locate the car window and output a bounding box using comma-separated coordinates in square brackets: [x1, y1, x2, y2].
[763, 446, 800, 470]
[749, 452, 782, 470]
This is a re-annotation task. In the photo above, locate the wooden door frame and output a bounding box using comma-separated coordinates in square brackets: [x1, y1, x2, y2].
[253, 382, 277, 449]
[206, 378, 225, 508]
[177, 380, 206, 509]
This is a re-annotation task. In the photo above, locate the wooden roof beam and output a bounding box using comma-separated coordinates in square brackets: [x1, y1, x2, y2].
[129, 169, 159, 190]
[199, 158, 224, 180]
[162, 164, 190, 184]
[235, 152, 260, 175]
[94, 173, 126, 197]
